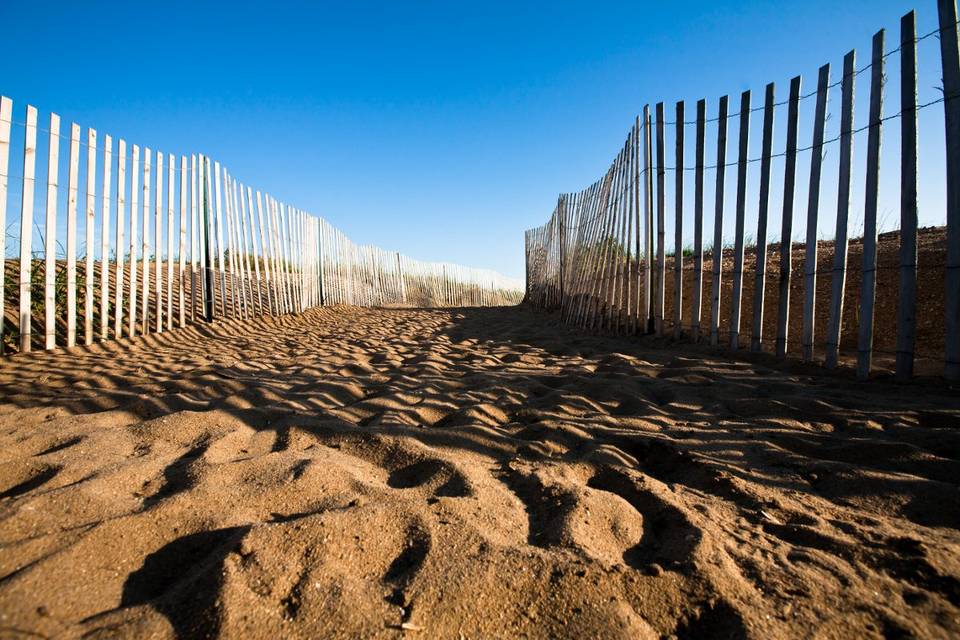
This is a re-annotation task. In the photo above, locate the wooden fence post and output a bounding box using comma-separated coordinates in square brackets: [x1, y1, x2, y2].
[710, 95, 729, 347]
[0, 97, 9, 352]
[129, 145, 140, 338]
[857, 31, 886, 379]
[655, 102, 666, 336]
[897, 11, 919, 380]
[692, 99, 706, 342]
[776, 78, 802, 359]
[644, 105, 654, 331]
[84, 128, 97, 346]
[825, 51, 856, 369]
[752, 83, 775, 353]
[674, 101, 684, 339]
[114, 141, 126, 338]
[17, 105, 37, 353]
[178, 155, 187, 327]
[44, 113, 60, 351]
[802, 64, 831, 362]
[729, 90, 750, 350]
[939, 0, 960, 379]
[66, 122, 80, 348]
[100, 135, 112, 341]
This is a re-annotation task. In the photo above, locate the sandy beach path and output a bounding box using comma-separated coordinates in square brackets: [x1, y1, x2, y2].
[0, 305, 958, 639]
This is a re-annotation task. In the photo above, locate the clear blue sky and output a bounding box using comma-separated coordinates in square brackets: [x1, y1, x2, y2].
[0, 0, 945, 280]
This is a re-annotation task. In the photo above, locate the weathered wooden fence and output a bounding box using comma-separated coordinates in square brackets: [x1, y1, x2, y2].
[0, 99, 523, 354]
[525, 1, 960, 381]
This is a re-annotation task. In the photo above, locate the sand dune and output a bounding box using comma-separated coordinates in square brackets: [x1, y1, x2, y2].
[0, 305, 958, 638]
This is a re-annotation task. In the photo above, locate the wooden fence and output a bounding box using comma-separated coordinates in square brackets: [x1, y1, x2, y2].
[525, 1, 960, 381]
[0, 99, 523, 354]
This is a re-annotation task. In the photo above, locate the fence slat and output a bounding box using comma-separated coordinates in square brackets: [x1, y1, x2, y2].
[655, 102, 666, 336]
[44, 113, 61, 350]
[153, 151, 163, 333]
[857, 32, 886, 379]
[18, 105, 37, 353]
[692, 99, 706, 342]
[141, 149, 152, 335]
[114, 141, 126, 338]
[897, 11, 919, 380]
[752, 83, 775, 353]
[178, 155, 186, 327]
[729, 90, 750, 350]
[643, 105, 654, 331]
[85, 128, 96, 346]
[100, 136, 112, 340]
[825, 51, 856, 369]
[776, 78, 802, 359]
[674, 101, 684, 339]
[189, 155, 197, 321]
[167, 153, 174, 330]
[0, 97, 11, 353]
[130, 145, 140, 338]
[213, 161, 226, 316]
[940, 0, 960, 379]
[710, 95, 729, 347]
[66, 123, 80, 348]
[802, 64, 831, 362]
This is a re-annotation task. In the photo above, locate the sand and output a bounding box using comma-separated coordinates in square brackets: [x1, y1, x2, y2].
[0, 304, 958, 639]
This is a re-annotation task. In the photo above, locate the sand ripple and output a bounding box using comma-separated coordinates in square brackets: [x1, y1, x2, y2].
[0, 305, 958, 638]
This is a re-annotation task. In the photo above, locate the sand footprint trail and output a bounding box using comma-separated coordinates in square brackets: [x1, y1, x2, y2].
[0, 305, 958, 638]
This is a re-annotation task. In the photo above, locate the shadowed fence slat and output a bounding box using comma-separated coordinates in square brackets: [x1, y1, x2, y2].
[730, 90, 750, 350]
[644, 106, 654, 331]
[898, 11, 919, 380]
[857, 31, 886, 379]
[940, 0, 960, 380]
[710, 95, 728, 347]
[692, 99, 705, 342]
[776, 78, 801, 359]
[752, 83, 775, 353]
[655, 102, 666, 337]
[825, 51, 857, 369]
[674, 101, 684, 339]
[802, 65, 830, 363]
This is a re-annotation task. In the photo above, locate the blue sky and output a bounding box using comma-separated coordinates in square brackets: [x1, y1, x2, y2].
[0, 0, 947, 279]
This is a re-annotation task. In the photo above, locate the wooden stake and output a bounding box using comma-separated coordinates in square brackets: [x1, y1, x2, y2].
[166, 153, 174, 330]
[0, 97, 9, 352]
[897, 11, 919, 380]
[655, 103, 666, 336]
[825, 51, 856, 369]
[674, 101, 684, 339]
[692, 99, 706, 342]
[730, 90, 750, 350]
[18, 105, 37, 353]
[84, 128, 96, 345]
[940, 0, 960, 379]
[66, 123, 80, 348]
[129, 145, 140, 338]
[752, 84, 775, 353]
[44, 113, 60, 350]
[776, 77, 802, 359]
[857, 31, 886, 379]
[802, 64, 831, 362]
[710, 95, 729, 347]
[114, 140, 127, 338]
